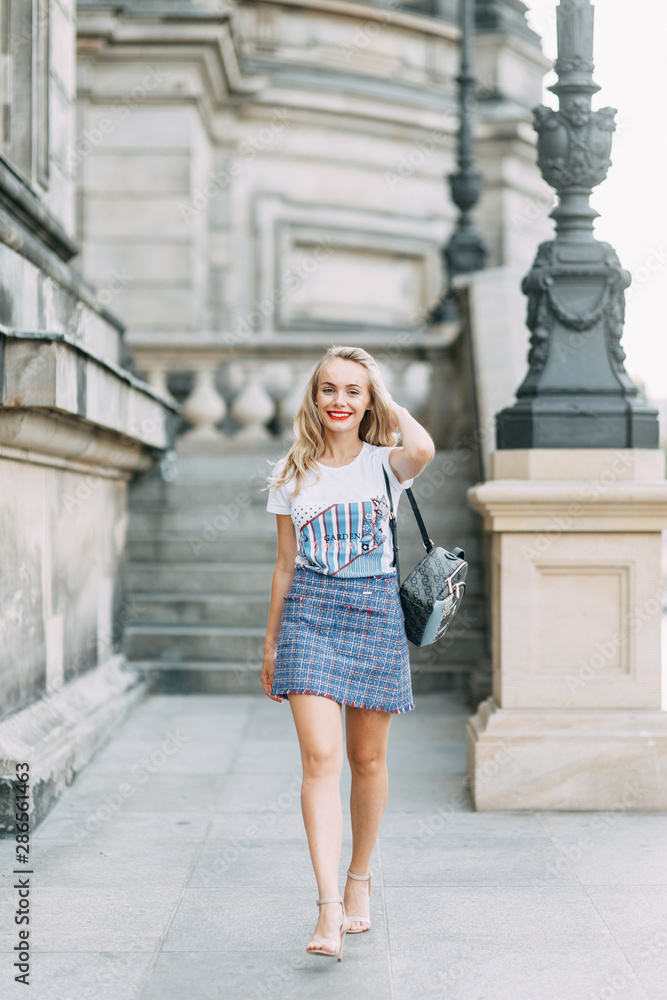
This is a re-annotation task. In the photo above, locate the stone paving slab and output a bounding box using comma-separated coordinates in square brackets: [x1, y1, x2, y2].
[1, 691, 666, 999]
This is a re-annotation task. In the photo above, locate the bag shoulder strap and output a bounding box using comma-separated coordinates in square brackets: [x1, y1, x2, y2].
[382, 464, 400, 582]
[382, 464, 435, 583]
[405, 486, 434, 554]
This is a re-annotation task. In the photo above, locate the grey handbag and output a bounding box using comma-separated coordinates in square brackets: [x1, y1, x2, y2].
[382, 465, 468, 647]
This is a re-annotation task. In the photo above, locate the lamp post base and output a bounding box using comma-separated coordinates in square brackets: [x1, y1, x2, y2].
[497, 396, 660, 450]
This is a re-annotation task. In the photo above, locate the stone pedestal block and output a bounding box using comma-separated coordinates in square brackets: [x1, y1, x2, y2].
[466, 449, 667, 810]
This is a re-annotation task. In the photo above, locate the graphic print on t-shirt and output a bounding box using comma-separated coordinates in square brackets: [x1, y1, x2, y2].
[297, 494, 389, 577]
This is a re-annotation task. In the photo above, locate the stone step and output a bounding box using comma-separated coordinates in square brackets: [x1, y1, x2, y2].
[127, 504, 481, 537]
[133, 660, 265, 695]
[125, 562, 277, 594]
[125, 590, 486, 629]
[132, 659, 483, 695]
[125, 560, 485, 597]
[128, 477, 476, 508]
[127, 535, 279, 563]
[127, 593, 271, 626]
[124, 624, 267, 662]
[124, 622, 486, 665]
[127, 506, 279, 536]
[124, 533, 481, 565]
[132, 449, 478, 489]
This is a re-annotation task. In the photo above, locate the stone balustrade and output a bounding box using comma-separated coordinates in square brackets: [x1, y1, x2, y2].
[130, 329, 463, 450]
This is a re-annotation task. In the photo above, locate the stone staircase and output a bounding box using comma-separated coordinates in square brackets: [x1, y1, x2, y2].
[123, 448, 490, 697]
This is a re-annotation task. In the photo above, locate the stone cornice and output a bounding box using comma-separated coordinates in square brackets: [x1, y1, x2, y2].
[75, 2, 459, 136]
[76, 10, 267, 97]
[127, 328, 460, 368]
[0, 414, 150, 477]
[1, 327, 179, 412]
[78, 0, 460, 41]
[467, 477, 667, 533]
[0, 212, 125, 335]
[0, 329, 179, 467]
[243, 0, 459, 40]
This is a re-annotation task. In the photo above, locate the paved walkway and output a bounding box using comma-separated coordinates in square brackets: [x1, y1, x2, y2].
[1, 690, 667, 1000]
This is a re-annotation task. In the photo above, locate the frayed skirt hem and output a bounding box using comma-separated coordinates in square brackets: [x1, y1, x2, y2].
[270, 686, 415, 715]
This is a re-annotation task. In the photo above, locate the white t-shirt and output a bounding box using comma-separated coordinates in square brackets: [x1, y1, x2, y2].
[266, 441, 415, 578]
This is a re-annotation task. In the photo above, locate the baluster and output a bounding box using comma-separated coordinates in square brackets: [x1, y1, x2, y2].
[262, 362, 293, 437]
[181, 367, 227, 440]
[230, 363, 276, 442]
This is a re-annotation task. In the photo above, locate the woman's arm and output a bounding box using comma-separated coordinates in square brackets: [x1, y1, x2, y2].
[387, 400, 436, 484]
[261, 514, 298, 701]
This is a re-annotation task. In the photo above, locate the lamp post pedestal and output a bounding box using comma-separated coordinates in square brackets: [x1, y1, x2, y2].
[466, 449, 667, 810]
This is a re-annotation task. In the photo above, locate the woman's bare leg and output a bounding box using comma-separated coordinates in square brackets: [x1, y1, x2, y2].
[289, 693, 345, 951]
[344, 706, 393, 931]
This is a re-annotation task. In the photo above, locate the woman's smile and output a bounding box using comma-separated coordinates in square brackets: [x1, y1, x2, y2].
[326, 410, 353, 420]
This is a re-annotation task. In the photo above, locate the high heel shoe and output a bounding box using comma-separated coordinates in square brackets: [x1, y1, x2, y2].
[345, 868, 372, 933]
[306, 897, 351, 961]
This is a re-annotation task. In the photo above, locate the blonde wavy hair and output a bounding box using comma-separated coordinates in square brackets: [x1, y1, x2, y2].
[266, 345, 397, 501]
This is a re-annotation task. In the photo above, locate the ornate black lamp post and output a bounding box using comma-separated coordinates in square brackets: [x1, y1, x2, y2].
[496, 0, 658, 448]
[430, 0, 487, 324]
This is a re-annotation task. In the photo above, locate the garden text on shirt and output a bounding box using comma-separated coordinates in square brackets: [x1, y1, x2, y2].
[266, 442, 414, 578]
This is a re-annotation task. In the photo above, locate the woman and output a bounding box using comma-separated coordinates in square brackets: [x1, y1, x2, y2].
[261, 345, 434, 961]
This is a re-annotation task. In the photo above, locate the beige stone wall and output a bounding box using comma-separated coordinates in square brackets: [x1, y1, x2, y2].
[0, 458, 129, 719]
[0, 0, 77, 237]
[0, 0, 177, 836]
[44, 0, 78, 237]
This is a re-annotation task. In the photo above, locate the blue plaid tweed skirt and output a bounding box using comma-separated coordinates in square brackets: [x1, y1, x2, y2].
[271, 566, 415, 714]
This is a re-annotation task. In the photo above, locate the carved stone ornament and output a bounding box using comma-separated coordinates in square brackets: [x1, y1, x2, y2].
[554, 55, 594, 76]
[534, 101, 616, 191]
[520, 241, 631, 381]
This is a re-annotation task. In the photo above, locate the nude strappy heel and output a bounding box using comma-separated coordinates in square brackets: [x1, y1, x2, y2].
[345, 868, 372, 933]
[306, 896, 351, 961]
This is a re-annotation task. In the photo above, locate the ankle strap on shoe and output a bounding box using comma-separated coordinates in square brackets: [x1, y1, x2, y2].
[346, 869, 372, 881]
[316, 896, 343, 906]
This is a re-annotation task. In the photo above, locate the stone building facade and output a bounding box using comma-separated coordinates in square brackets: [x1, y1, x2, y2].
[0, 0, 173, 830]
[74, 0, 551, 439]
